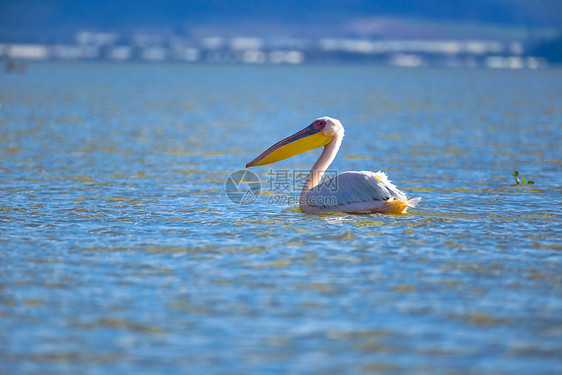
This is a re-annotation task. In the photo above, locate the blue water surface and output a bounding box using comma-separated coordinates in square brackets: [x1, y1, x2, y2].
[1, 62, 561, 374]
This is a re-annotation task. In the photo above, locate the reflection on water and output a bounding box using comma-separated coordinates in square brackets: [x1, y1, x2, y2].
[1, 63, 561, 374]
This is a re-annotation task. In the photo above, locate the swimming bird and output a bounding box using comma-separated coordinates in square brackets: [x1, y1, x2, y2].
[246, 116, 421, 214]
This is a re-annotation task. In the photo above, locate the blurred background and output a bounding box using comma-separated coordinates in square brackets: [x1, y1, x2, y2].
[1, 2, 561, 375]
[1, 0, 562, 67]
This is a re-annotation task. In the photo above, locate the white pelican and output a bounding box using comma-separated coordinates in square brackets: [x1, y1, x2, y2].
[246, 116, 421, 214]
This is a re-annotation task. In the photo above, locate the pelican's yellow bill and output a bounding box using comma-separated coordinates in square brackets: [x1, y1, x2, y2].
[246, 125, 333, 167]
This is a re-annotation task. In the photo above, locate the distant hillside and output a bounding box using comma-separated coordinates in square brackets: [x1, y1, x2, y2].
[533, 37, 562, 63]
[0, 0, 560, 42]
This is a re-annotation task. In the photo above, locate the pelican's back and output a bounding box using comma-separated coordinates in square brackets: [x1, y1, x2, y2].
[302, 171, 420, 214]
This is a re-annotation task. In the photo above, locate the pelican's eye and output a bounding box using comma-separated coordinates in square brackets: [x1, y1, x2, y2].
[317, 121, 326, 128]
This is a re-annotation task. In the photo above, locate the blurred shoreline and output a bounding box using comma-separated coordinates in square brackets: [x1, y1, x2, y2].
[0, 33, 555, 70]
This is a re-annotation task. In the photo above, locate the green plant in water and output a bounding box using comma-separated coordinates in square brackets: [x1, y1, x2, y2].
[513, 171, 534, 185]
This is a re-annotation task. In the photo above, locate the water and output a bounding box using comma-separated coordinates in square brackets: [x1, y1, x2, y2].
[1, 62, 561, 374]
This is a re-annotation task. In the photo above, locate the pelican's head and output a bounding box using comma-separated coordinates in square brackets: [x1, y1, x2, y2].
[246, 116, 344, 168]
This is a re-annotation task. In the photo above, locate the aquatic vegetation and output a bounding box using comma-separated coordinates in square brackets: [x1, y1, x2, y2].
[513, 171, 535, 185]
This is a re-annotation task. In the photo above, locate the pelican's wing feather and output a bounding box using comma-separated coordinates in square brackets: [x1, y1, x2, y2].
[303, 171, 413, 212]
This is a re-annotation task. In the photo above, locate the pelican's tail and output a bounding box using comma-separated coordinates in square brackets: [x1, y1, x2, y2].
[407, 197, 422, 207]
[382, 197, 421, 214]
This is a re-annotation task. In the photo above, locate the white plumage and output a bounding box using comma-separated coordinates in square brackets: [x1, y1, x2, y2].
[247, 116, 420, 214]
[302, 171, 420, 214]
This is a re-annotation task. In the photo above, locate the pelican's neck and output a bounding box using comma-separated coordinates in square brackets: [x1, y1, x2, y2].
[300, 133, 343, 197]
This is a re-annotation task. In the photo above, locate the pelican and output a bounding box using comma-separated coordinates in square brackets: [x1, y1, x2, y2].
[246, 116, 421, 214]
